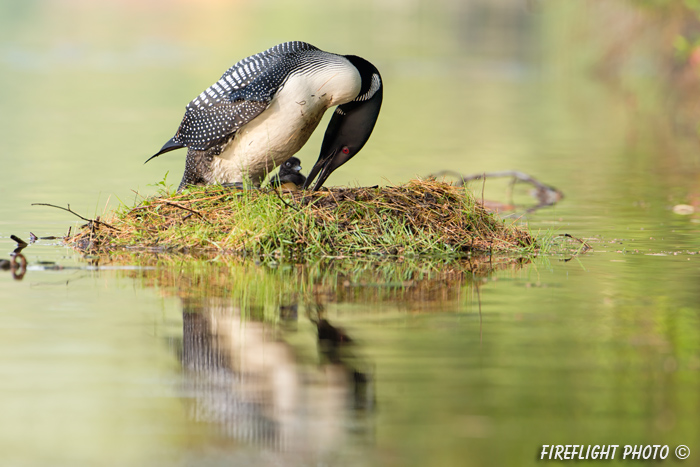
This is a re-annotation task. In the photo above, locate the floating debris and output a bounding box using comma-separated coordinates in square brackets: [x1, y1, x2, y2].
[672, 204, 695, 215]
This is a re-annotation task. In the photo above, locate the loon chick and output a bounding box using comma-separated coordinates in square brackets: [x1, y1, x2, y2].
[268, 157, 306, 189]
[147, 41, 383, 191]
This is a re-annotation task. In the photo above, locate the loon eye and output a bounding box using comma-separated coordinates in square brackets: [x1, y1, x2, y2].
[341, 146, 350, 155]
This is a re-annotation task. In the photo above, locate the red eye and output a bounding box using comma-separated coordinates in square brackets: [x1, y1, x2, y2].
[341, 147, 350, 154]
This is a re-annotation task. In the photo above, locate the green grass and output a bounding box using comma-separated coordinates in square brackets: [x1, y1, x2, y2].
[69, 179, 537, 260]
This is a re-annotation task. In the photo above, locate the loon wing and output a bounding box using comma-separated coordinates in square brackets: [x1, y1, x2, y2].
[148, 41, 320, 162]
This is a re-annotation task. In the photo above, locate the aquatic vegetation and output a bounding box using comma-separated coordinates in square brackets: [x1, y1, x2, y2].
[67, 179, 536, 259]
[104, 252, 530, 300]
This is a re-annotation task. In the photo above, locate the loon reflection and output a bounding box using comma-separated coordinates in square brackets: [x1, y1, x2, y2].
[174, 297, 373, 453]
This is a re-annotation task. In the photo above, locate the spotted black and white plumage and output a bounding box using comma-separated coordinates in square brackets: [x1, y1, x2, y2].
[170, 42, 318, 152]
[148, 41, 383, 191]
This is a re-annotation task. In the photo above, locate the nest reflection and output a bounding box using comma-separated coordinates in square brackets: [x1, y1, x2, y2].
[113, 254, 529, 454]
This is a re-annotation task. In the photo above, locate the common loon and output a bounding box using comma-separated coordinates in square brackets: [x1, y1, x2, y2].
[148, 41, 383, 191]
[267, 157, 306, 189]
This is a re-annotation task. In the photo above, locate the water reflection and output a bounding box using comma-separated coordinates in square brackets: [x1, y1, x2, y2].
[0, 253, 26, 280]
[123, 253, 527, 458]
[2, 1, 700, 465]
[5, 238, 700, 466]
[174, 297, 374, 457]
[1, 235, 29, 280]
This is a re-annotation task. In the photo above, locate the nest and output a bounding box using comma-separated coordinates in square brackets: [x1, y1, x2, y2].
[68, 179, 535, 258]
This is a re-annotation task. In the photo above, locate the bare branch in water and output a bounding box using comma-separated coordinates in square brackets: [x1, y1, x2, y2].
[558, 233, 592, 253]
[31, 203, 120, 231]
[10, 235, 28, 255]
[429, 170, 564, 212]
[10, 235, 27, 247]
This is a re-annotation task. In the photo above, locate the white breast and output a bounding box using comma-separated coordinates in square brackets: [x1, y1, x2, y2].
[210, 56, 362, 185]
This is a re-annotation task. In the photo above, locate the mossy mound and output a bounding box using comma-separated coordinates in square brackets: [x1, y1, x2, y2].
[69, 179, 535, 258]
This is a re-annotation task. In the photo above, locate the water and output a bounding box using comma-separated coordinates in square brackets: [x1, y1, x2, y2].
[2, 1, 700, 466]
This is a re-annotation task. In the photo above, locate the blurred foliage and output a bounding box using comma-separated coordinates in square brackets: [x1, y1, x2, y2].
[579, 0, 700, 138]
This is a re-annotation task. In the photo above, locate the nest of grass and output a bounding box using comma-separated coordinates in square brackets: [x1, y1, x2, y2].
[68, 179, 535, 258]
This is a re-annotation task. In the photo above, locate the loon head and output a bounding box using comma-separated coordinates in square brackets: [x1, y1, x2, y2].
[268, 156, 306, 188]
[280, 157, 303, 175]
[303, 55, 383, 191]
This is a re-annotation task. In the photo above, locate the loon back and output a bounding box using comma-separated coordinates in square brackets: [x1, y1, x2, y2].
[148, 41, 383, 191]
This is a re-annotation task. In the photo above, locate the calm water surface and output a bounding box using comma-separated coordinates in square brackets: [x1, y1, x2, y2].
[1, 1, 700, 466]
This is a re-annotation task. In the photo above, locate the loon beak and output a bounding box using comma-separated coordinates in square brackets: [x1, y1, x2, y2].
[145, 137, 185, 164]
[303, 85, 382, 191]
[304, 147, 343, 191]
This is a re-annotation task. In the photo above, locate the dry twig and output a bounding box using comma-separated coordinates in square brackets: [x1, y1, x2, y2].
[32, 203, 120, 231]
[558, 233, 592, 253]
[429, 170, 564, 212]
